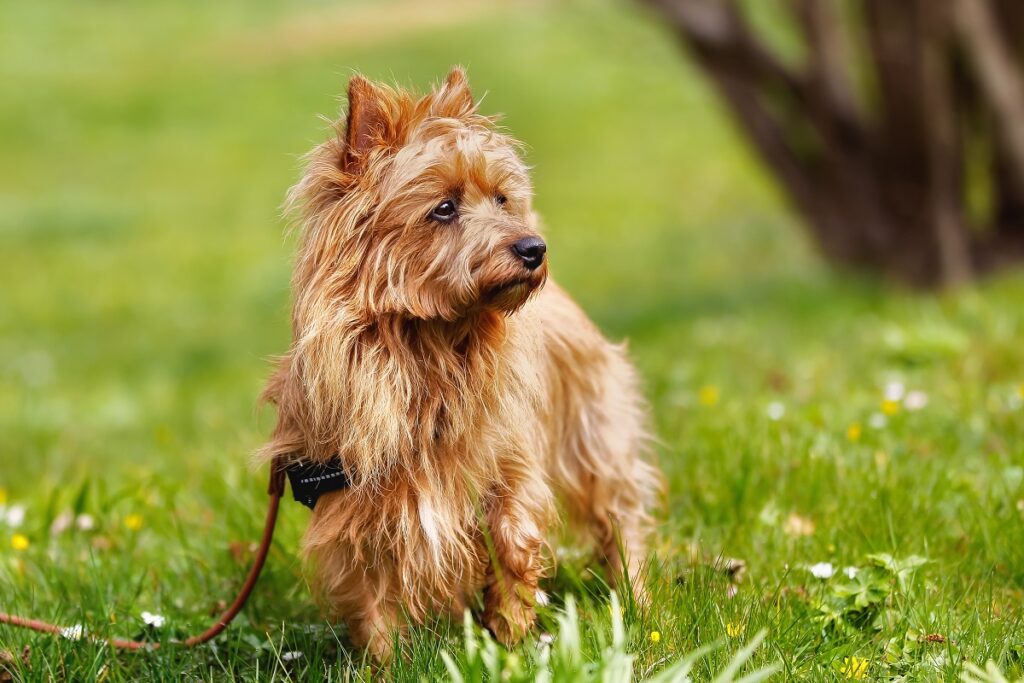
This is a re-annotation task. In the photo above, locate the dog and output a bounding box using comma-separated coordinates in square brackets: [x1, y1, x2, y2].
[259, 68, 661, 661]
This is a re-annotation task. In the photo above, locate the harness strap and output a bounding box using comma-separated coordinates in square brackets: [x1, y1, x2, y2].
[0, 456, 289, 650]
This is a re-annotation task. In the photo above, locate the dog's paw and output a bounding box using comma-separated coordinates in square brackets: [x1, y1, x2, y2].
[482, 584, 537, 647]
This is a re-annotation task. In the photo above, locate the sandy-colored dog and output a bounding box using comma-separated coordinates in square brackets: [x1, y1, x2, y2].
[260, 68, 660, 661]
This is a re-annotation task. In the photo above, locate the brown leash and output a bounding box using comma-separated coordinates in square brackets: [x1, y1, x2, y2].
[0, 460, 287, 650]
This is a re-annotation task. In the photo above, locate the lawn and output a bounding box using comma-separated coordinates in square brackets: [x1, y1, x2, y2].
[2, 0, 1024, 680]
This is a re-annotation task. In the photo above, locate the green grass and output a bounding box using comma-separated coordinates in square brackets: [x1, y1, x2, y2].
[2, 0, 1024, 680]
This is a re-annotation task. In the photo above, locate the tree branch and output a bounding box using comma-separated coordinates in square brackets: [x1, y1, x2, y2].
[643, 2, 816, 214]
[791, 0, 862, 131]
[919, 2, 973, 285]
[646, 0, 889, 261]
[955, 0, 1024, 199]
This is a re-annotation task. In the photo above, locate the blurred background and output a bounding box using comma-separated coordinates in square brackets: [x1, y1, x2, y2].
[1, 0, 809, 487]
[2, 0, 1024, 676]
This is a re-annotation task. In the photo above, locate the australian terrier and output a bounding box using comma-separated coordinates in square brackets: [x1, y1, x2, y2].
[260, 68, 661, 661]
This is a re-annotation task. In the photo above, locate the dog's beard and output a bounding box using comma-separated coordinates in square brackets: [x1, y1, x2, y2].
[487, 280, 534, 310]
[483, 272, 546, 313]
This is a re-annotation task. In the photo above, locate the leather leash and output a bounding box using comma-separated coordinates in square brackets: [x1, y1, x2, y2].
[0, 458, 288, 650]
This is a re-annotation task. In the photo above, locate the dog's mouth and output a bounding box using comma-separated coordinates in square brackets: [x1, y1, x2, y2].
[484, 273, 545, 310]
[491, 278, 531, 294]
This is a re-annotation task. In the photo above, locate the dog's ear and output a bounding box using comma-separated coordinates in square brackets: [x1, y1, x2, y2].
[432, 66, 475, 118]
[343, 75, 388, 174]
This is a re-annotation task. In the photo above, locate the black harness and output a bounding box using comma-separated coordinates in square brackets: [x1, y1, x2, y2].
[283, 458, 351, 509]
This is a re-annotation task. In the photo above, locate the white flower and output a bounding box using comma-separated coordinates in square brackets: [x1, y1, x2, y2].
[808, 562, 835, 579]
[535, 590, 550, 607]
[766, 401, 786, 421]
[843, 566, 859, 579]
[282, 651, 303, 662]
[4, 504, 26, 528]
[51, 511, 74, 535]
[885, 381, 905, 402]
[538, 633, 554, 646]
[904, 390, 928, 411]
[62, 624, 84, 640]
[868, 413, 887, 429]
[141, 611, 165, 628]
[75, 514, 95, 531]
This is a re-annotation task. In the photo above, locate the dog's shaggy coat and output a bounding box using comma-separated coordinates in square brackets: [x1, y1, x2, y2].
[260, 68, 661, 660]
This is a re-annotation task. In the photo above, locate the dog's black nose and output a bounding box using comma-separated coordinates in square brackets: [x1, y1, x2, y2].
[512, 237, 547, 270]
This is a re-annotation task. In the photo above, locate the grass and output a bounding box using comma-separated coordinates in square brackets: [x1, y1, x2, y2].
[2, 0, 1024, 680]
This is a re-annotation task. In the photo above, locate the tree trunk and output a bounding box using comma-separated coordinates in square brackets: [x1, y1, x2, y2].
[643, 0, 1024, 287]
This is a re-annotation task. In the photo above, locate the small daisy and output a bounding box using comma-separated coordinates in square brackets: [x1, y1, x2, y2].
[141, 611, 165, 628]
[784, 513, 815, 537]
[4, 504, 26, 528]
[538, 633, 554, 646]
[281, 651, 303, 662]
[868, 413, 887, 429]
[61, 624, 84, 641]
[808, 562, 835, 579]
[766, 401, 786, 421]
[51, 511, 74, 535]
[76, 514, 96, 531]
[884, 381, 905, 402]
[843, 566, 859, 579]
[904, 390, 928, 411]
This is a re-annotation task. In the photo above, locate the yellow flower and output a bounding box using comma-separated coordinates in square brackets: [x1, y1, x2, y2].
[0, 487, 7, 506]
[874, 450, 889, 470]
[125, 514, 144, 531]
[1018, 383, 1024, 400]
[726, 622, 745, 638]
[11, 533, 29, 551]
[881, 399, 900, 416]
[846, 423, 862, 442]
[650, 630, 661, 643]
[783, 512, 815, 537]
[698, 385, 720, 407]
[840, 656, 869, 679]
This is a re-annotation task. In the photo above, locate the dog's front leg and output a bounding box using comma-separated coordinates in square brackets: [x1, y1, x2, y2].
[481, 473, 550, 647]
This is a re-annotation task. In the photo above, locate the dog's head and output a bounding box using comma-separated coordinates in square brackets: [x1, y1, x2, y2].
[290, 68, 547, 323]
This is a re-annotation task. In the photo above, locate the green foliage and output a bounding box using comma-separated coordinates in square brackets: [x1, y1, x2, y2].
[963, 661, 1024, 683]
[2, 0, 1024, 680]
[441, 594, 779, 683]
[815, 554, 928, 634]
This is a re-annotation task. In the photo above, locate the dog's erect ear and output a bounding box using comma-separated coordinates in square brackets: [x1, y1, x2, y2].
[343, 75, 388, 174]
[432, 66, 475, 118]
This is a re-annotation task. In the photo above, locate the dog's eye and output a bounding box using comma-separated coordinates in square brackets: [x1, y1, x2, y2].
[495, 194, 508, 206]
[429, 199, 458, 222]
